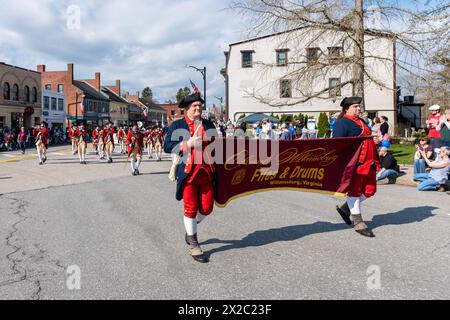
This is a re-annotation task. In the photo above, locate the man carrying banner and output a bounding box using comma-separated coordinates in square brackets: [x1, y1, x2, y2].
[333, 97, 380, 238]
[126, 123, 144, 176]
[103, 122, 115, 163]
[163, 92, 216, 263]
[76, 123, 88, 165]
[33, 122, 49, 165]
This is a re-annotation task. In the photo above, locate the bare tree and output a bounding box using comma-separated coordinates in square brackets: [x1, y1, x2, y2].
[229, 0, 449, 110]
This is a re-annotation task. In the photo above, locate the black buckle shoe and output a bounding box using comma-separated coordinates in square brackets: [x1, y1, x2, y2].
[185, 234, 209, 263]
[336, 204, 352, 225]
[355, 228, 375, 238]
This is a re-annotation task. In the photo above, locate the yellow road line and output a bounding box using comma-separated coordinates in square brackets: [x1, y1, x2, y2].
[0, 155, 36, 163]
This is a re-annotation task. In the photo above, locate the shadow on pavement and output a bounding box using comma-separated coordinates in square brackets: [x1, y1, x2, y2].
[203, 206, 437, 258]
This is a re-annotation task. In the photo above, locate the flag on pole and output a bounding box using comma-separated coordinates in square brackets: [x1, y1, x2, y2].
[189, 79, 202, 96]
[143, 106, 149, 118]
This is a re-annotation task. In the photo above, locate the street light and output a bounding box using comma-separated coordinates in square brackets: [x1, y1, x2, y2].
[185, 64, 206, 110]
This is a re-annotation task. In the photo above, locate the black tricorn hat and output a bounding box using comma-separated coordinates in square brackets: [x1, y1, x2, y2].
[340, 96, 362, 109]
[178, 92, 205, 109]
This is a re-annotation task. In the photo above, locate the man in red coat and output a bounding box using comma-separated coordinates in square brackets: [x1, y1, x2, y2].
[163, 93, 216, 263]
[117, 126, 126, 154]
[126, 123, 144, 175]
[92, 125, 101, 156]
[103, 122, 115, 163]
[69, 125, 78, 155]
[33, 122, 49, 165]
[75, 123, 89, 165]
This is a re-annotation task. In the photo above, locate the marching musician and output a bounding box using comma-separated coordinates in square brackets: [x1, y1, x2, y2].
[334, 97, 380, 238]
[117, 126, 126, 154]
[33, 122, 49, 165]
[76, 123, 88, 165]
[126, 122, 144, 176]
[103, 122, 115, 163]
[163, 93, 216, 263]
[153, 127, 164, 162]
[92, 125, 101, 157]
[69, 125, 78, 155]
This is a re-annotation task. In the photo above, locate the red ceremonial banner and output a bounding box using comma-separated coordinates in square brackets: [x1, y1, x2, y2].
[215, 137, 368, 207]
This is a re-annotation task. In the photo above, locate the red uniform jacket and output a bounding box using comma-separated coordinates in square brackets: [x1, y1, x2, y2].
[92, 129, 101, 143]
[102, 128, 115, 145]
[126, 131, 144, 155]
[33, 128, 49, 148]
[75, 129, 88, 144]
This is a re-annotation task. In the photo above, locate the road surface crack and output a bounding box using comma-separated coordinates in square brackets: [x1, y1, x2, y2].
[0, 196, 65, 300]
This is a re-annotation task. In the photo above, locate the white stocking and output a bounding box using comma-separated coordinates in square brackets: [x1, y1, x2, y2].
[346, 196, 361, 215]
[184, 217, 197, 236]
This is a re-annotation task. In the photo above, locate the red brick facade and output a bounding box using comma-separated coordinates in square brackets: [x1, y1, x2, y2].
[159, 103, 185, 124]
[38, 64, 84, 124]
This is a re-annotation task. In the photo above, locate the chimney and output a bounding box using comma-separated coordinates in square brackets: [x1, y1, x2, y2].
[115, 80, 121, 95]
[37, 65, 46, 73]
[95, 72, 101, 91]
[67, 63, 74, 82]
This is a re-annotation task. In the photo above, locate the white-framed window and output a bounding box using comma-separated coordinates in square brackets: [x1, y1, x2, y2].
[280, 79, 292, 98]
[44, 96, 50, 110]
[276, 49, 289, 66]
[241, 51, 254, 68]
[329, 78, 342, 97]
[57, 84, 64, 93]
[51, 97, 57, 110]
[58, 98, 64, 111]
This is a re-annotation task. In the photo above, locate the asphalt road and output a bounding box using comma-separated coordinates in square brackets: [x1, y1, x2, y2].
[0, 147, 449, 300]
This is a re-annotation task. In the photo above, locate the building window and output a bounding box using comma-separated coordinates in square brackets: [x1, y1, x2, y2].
[57, 84, 64, 93]
[44, 96, 50, 110]
[104, 103, 109, 114]
[3, 82, 10, 100]
[32, 87, 37, 102]
[34, 117, 40, 125]
[24, 86, 30, 102]
[171, 110, 175, 116]
[329, 78, 342, 97]
[306, 47, 320, 63]
[280, 79, 292, 98]
[276, 49, 289, 66]
[58, 98, 64, 111]
[0, 116, 4, 128]
[45, 84, 51, 90]
[12, 84, 19, 101]
[241, 51, 253, 68]
[328, 47, 342, 62]
[89, 101, 94, 112]
[180, 109, 185, 116]
[51, 97, 57, 110]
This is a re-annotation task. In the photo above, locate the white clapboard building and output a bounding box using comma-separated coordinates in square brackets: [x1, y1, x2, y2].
[222, 28, 397, 131]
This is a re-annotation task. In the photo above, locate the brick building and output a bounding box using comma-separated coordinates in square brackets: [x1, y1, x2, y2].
[123, 91, 167, 126]
[159, 103, 185, 125]
[101, 80, 129, 127]
[0, 62, 41, 129]
[37, 64, 110, 127]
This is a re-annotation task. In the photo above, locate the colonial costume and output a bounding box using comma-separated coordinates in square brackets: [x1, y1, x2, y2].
[144, 129, 154, 159]
[97, 128, 106, 160]
[153, 128, 164, 161]
[92, 127, 101, 156]
[103, 124, 115, 163]
[117, 127, 126, 154]
[333, 97, 380, 237]
[126, 125, 144, 176]
[76, 126, 88, 164]
[33, 123, 49, 165]
[163, 93, 216, 263]
[69, 126, 78, 155]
